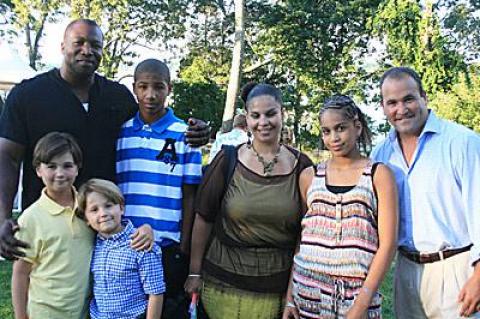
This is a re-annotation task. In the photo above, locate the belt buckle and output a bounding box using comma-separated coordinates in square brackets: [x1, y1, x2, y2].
[419, 252, 430, 263]
[419, 251, 439, 263]
[438, 250, 445, 261]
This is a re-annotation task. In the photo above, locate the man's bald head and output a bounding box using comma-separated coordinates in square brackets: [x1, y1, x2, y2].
[64, 19, 103, 40]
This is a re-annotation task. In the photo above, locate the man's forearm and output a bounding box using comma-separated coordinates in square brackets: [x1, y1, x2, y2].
[0, 152, 21, 224]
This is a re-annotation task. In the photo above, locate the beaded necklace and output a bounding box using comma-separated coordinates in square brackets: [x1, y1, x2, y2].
[250, 144, 282, 175]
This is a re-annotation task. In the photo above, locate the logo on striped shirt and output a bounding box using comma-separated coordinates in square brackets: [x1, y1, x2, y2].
[156, 138, 178, 171]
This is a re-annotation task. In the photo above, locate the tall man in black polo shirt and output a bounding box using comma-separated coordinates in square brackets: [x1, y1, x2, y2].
[0, 19, 209, 259]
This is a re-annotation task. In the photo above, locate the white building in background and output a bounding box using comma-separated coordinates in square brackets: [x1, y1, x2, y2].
[0, 41, 38, 91]
[0, 41, 38, 211]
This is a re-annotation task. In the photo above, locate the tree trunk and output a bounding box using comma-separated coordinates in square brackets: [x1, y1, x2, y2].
[221, 0, 245, 133]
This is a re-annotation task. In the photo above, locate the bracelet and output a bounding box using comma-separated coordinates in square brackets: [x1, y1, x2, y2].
[188, 274, 202, 278]
[285, 301, 296, 308]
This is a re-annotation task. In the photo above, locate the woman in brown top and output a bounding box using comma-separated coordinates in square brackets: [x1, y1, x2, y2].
[184, 83, 313, 319]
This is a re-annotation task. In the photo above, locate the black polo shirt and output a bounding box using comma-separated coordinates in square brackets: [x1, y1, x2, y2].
[0, 69, 137, 209]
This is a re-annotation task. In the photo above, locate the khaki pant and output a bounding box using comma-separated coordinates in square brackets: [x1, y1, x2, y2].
[395, 251, 480, 319]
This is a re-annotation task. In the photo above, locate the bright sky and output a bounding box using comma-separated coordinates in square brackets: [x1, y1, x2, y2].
[10, 18, 178, 81]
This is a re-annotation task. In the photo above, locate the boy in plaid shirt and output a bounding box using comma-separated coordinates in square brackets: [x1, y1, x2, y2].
[77, 179, 165, 319]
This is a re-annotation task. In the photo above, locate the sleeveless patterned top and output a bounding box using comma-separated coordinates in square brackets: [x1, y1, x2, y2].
[294, 160, 379, 279]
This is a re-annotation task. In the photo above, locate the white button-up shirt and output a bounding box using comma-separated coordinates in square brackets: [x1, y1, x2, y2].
[371, 110, 480, 265]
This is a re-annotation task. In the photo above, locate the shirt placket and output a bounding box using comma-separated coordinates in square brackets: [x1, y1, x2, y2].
[335, 194, 343, 244]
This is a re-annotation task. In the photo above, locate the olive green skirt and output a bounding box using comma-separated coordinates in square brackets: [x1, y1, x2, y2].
[201, 276, 284, 319]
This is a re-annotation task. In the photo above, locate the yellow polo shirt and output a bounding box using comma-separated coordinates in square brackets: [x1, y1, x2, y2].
[16, 189, 94, 319]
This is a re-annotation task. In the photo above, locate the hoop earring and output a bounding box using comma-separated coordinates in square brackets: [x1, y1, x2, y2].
[247, 131, 252, 148]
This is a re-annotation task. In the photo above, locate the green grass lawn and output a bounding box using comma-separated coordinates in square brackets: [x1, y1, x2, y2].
[0, 259, 395, 318]
[0, 260, 14, 319]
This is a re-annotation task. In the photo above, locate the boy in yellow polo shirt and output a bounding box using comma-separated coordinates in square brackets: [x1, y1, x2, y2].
[11, 131, 92, 319]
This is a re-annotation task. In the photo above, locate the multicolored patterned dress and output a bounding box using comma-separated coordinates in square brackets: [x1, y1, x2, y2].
[293, 160, 383, 318]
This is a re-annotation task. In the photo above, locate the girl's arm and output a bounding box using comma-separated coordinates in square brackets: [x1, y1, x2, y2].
[347, 164, 398, 319]
[12, 259, 32, 319]
[146, 294, 164, 319]
[184, 213, 213, 296]
[283, 166, 315, 319]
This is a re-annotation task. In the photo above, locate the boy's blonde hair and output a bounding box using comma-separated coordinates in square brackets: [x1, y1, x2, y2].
[76, 179, 124, 219]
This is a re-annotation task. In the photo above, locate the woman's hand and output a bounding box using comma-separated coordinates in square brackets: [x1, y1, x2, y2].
[130, 223, 154, 251]
[345, 302, 368, 319]
[184, 275, 203, 297]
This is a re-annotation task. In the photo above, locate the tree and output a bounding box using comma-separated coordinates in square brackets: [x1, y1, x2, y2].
[178, 0, 268, 134]
[375, 0, 422, 67]
[429, 69, 480, 133]
[0, 0, 14, 37]
[172, 81, 225, 133]
[374, 0, 465, 95]
[10, 0, 64, 70]
[254, 0, 383, 147]
[70, 0, 190, 78]
[440, 0, 480, 62]
[222, 0, 245, 132]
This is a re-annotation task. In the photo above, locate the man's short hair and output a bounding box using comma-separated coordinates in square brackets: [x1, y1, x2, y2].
[134, 59, 171, 83]
[32, 132, 83, 169]
[233, 114, 247, 129]
[64, 18, 102, 39]
[76, 178, 125, 219]
[380, 66, 426, 100]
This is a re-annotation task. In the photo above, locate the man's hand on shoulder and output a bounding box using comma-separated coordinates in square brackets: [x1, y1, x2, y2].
[185, 118, 210, 147]
[0, 219, 28, 260]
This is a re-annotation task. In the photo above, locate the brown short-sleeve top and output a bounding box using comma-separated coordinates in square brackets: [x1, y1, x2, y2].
[195, 145, 313, 293]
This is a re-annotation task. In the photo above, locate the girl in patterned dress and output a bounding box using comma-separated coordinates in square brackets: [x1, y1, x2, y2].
[283, 95, 398, 319]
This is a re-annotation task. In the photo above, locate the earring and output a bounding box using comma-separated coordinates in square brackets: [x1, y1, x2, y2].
[247, 131, 252, 148]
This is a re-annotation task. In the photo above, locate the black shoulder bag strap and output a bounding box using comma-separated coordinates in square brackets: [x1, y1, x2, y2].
[212, 145, 240, 246]
[221, 144, 237, 193]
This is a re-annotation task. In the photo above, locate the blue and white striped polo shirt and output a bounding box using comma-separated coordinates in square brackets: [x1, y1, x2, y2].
[116, 108, 202, 246]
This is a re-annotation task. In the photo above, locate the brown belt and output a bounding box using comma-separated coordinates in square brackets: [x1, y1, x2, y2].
[399, 244, 472, 264]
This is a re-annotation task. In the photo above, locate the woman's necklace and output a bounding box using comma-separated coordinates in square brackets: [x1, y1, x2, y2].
[251, 144, 282, 175]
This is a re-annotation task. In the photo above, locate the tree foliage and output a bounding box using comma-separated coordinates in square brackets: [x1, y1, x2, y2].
[9, 0, 63, 70]
[430, 68, 480, 133]
[251, 0, 383, 146]
[375, 0, 466, 95]
[440, 0, 480, 62]
[172, 81, 225, 133]
[70, 0, 190, 78]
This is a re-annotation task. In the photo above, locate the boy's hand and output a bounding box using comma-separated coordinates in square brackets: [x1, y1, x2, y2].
[185, 118, 210, 147]
[130, 224, 154, 251]
[0, 219, 28, 260]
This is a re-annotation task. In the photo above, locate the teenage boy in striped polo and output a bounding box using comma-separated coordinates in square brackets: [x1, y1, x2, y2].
[116, 59, 202, 319]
